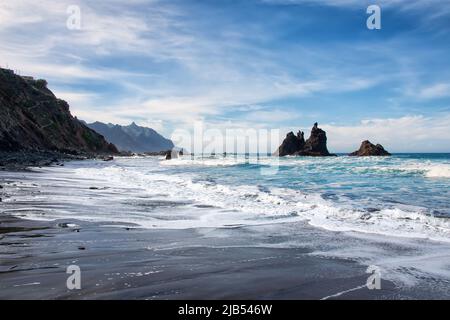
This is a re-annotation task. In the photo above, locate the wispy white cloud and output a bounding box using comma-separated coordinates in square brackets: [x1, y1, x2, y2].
[52, 90, 98, 105]
[262, 0, 450, 13]
[417, 83, 450, 100]
[243, 109, 300, 123]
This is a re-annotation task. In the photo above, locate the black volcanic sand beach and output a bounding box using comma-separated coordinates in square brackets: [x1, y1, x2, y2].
[3, 215, 447, 299]
[0, 215, 399, 300]
[1, 172, 449, 300]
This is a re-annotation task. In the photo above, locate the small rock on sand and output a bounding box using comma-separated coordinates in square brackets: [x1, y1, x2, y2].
[57, 223, 70, 228]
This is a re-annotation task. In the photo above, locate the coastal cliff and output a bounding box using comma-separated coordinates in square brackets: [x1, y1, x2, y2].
[0, 68, 118, 156]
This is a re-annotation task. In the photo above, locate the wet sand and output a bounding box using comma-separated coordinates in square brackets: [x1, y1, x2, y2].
[0, 214, 424, 300]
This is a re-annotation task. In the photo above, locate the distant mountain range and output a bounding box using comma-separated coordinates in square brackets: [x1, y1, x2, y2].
[0, 68, 118, 155]
[86, 122, 174, 153]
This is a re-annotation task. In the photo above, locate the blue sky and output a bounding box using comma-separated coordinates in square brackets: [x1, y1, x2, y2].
[1, 0, 450, 152]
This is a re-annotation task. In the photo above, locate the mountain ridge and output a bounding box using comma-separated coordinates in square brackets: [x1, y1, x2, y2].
[86, 121, 174, 153]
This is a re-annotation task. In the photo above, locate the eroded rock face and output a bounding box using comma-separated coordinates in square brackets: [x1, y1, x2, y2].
[0, 68, 118, 155]
[299, 123, 333, 156]
[276, 123, 335, 157]
[349, 140, 391, 156]
[276, 131, 305, 157]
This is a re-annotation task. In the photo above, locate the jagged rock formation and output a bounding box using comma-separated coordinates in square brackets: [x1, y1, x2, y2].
[0, 68, 118, 155]
[87, 121, 174, 153]
[349, 140, 391, 156]
[276, 123, 335, 157]
[300, 123, 333, 156]
[276, 131, 305, 157]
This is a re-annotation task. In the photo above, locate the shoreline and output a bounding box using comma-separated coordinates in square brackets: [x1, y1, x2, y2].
[0, 214, 401, 300]
[1, 157, 450, 300]
[0, 151, 88, 171]
[0, 150, 125, 171]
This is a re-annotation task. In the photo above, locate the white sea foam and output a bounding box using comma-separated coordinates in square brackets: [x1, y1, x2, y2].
[161, 156, 248, 167]
[49, 164, 448, 243]
[4, 159, 449, 242]
[400, 163, 450, 178]
[311, 238, 450, 288]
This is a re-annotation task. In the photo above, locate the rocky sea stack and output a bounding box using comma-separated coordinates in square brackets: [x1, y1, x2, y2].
[0, 68, 118, 156]
[276, 123, 335, 157]
[349, 140, 391, 156]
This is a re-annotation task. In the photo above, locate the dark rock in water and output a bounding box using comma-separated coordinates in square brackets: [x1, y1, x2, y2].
[276, 123, 335, 157]
[276, 131, 305, 157]
[165, 149, 182, 160]
[360, 213, 372, 220]
[298, 123, 334, 156]
[0, 68, 118, 156]
[102, 156, 114, 162]
[349, 140, 391, 156]
[78, 246, 86, 250]
[89, 187, 99, 190]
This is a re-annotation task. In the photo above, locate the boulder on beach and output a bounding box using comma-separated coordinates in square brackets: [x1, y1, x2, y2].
[349, 140, 391, 156]
[275, 123, 335, 157]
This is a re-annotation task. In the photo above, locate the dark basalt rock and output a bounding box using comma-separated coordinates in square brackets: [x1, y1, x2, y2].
[165, 149, 182, 160]
[276, 131, 305, 157]
[349, 140, 391, 156]
[164, 148, 186, 160]
[142, 150, 170, 156]
[276, 123, 335, 157]
[298, 123, 333, 156]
